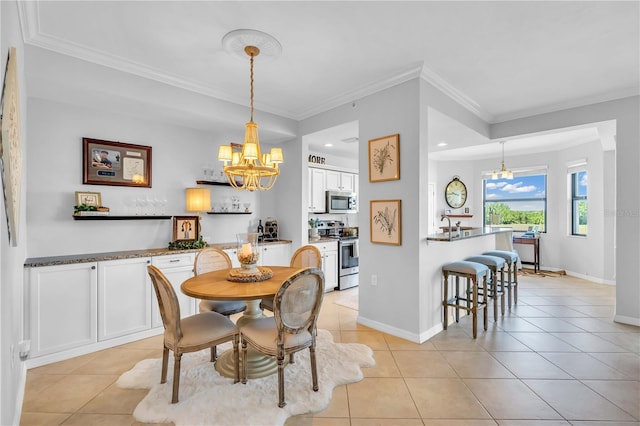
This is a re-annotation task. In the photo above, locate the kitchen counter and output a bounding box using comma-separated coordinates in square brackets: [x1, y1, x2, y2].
[24, 240, 293, 267]
[426, 227, 513, 242]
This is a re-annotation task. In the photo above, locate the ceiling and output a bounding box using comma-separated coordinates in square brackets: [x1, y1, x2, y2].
[19, 1, 639, 158]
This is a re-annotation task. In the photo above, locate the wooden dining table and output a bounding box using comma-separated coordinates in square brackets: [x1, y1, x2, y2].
[181, 265, 302, 379]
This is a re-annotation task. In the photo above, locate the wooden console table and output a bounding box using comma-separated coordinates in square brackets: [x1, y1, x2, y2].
[513, 236, 540, 273]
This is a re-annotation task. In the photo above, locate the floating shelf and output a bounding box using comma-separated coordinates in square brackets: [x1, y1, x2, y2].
[207, 211, 252, 215]
[196, 180, 231, 186]
[444, 214, 473, 218]
[73, 215, 172, 220]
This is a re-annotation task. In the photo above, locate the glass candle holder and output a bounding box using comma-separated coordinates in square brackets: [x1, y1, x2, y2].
[236, 232, 260, 273]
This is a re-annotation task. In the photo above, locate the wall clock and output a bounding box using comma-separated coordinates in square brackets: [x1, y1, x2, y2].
[445, 176, 467, 209]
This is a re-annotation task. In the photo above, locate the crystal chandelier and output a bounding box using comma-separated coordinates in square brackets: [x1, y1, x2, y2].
[217, 31, 283, 191]
[491, 141, 513, 180]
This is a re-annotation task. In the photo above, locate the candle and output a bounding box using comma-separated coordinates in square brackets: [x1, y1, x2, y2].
[241, 243, 252, 256]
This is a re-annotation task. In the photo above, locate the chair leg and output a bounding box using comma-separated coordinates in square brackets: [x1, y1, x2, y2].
[310, 345, 319, 392]
[491, 270, 498, 322]
[499, 267, 505, 316]
[482, 276, 488, 331]
[513, 266, 518, 304]
[289, 353, 295, 363]
[233, 334, 240, 384]
[277, 351, 286, 408]
[241, 338, 248, 384]
[471, 277, 478, 338]
[506, 265, 513, 309]
[161, 347, 169, 384]
[210, 346, 217, 362]
[442, 272, 449, 330]
[171, 353, 182, 404]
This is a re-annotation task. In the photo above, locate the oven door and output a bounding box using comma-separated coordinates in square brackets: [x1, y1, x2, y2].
[339, 239, 359, 276]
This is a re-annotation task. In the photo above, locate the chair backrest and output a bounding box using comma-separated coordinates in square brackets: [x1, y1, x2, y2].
[274, 268, 324, 337]
[147, 265, 183, 339]
[194, 247, 232, 275]
[290, 245, 322, 269]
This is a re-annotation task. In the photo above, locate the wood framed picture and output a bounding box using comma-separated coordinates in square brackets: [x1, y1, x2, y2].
[370, 199, 402, 245]
[173, 216, 200, 242]
[83, 138, 152, 187]
[75, 191, 102, 207]
[368, 133, 399, 182]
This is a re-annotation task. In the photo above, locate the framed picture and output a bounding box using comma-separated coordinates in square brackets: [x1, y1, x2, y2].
[83, 138, 152, 187]
[173, 216, 200, 242]
[368, 133, 400, 182]
[75, 191, 102, 207]
[370, 199, 402, 245]
[1, 47, 23, 246]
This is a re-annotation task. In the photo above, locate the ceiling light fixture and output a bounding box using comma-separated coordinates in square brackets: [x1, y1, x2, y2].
[217, 30, 283, 191]
[492, 141, 513, 180]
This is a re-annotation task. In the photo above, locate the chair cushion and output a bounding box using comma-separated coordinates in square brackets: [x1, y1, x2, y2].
[465, 255, 506, 269]
[442, 260, 489, 278]
[199, 300, 246, 316]
[483, 250, 518, 264]
[166, 311, 237, 349]
[240, 317, 312, 354]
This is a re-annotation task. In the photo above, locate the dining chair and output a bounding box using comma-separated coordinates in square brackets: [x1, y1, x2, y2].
[147, 265, 239, 403]
[240, 267, 325, 408]
[260, 244, 322, 312]
[195, 247, 247, 316]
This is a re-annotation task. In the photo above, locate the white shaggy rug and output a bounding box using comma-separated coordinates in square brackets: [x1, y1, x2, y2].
[117, 329, 374, 426]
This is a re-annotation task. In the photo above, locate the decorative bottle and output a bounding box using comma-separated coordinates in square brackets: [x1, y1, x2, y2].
[257, 220, 264, 241]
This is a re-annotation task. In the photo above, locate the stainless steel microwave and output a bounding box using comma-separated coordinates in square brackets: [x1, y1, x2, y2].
[326, 191, 357, 214]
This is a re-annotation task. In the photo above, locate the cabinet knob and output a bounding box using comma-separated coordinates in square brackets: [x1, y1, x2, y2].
[91, 265, 96, 270]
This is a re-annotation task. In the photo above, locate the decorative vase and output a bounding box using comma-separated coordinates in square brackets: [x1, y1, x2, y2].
[309, 228, 319, 240]
[236, 232, 260, 274]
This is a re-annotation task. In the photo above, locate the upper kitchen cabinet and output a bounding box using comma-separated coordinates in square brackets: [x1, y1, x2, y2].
[309, 168, 327, 212]
[325, 170, 356, 192]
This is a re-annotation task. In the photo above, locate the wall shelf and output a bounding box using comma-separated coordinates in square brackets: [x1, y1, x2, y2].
[73, 215, 172, 220]
[207, 212, 252, 215]
[444, 214, 473, 218]
[196, 180, 231, 186]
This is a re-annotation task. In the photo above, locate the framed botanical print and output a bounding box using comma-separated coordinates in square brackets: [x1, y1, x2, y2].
[173, 216, 200, 242]
[370, 199, 402, 245]
[368, 133, 400, 182]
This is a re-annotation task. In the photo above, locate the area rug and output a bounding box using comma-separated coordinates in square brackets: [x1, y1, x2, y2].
[521, 268, 566, 277]
[117, 329, 374, 426]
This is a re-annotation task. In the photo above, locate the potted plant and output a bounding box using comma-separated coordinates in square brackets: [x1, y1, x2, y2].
[308, 218, 320, 241]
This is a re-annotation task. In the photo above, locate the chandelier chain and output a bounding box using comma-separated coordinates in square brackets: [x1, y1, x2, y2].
[249, 52, 254, 123]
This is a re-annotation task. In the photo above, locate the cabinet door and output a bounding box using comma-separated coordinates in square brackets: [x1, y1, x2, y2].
[151, 254, 196, 326]
[325, 170, 341, 191]
[309, 168, 326, 212]
[28, 263, 98, 357]
[340, 172, 356, 192]
[97, 258, 152, 341]
[261, 243, 291, 266]
[223, 248, 241, 268]
[322, 249, 339, 292]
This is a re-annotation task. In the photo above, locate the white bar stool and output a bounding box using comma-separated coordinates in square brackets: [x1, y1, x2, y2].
[483, 250, 519, 308]
[442, 261, 489, 338]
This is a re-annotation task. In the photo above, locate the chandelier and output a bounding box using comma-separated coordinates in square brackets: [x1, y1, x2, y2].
[491, 141, 513, 180]
[217, 31, 283, 191]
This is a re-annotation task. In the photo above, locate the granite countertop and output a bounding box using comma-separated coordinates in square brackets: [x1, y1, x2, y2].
[24, 240, 293, 267]
[426, 227, 513, 242]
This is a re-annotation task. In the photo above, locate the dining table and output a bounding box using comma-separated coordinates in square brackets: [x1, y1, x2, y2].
[181, 265, 302, 379]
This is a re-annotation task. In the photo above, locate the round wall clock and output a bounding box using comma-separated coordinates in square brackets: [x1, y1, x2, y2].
[445, 176, 467, 209]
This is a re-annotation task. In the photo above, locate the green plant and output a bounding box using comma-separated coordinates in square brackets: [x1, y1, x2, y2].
[74, 204, 97, 213]
[308, 218, 319, 228]
[168, 236, 208, 250]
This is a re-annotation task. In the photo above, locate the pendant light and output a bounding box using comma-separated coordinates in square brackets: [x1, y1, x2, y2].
[218, 30, 283, 191]
[492, 141, 513, 180]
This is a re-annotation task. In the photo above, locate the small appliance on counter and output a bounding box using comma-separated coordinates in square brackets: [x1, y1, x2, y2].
[262, 217, 279, 241]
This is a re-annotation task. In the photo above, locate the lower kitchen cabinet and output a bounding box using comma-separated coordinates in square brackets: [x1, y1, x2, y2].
[223, 248, 241, 268]
[311, 241, 338, 292]
[151, 253, 196, 326]
[98, 257, 152, 341]
[260, 243, 291, 266]
[27, 262, 98, 358]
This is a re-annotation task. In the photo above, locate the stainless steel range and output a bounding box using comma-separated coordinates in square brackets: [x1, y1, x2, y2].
[316, 221, 359, 290]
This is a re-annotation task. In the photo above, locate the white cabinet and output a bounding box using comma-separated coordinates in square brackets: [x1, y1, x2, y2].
[27, 263, 98, 358]
[151, 253, 196, 326]
[223, 248, 241, 268]
[310, 240, 338, 292]
[98, 257, 152, 341]
[260, 243, 291, 266]
[308, 168, 326, 212]
[326, 170, 356, 192]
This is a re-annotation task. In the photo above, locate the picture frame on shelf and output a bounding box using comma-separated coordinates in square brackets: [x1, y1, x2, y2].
[83, 138, 152, 187]
[370, 199, 402, 245]
[75, 191, 102, 207]
[368, 133, 400, 183]
[173, 216, 200, 242]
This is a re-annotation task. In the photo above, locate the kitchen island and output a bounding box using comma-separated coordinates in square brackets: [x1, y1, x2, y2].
[426, 226, 513, 242]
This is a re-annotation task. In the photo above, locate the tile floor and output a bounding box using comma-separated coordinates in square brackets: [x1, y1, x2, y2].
[21, 272, 640, 425]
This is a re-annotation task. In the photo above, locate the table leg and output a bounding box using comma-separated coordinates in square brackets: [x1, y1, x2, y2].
[214, 299, 280, 379]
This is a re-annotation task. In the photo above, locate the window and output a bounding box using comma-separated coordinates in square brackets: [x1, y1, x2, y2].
[571, 170, 587, 236]
[483, 174, 547, 232]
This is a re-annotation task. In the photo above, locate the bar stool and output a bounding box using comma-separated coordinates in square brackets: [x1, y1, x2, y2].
[483, 250, 519, 308]
[465, 255, 506, 321]
[442, 261, 489, 338]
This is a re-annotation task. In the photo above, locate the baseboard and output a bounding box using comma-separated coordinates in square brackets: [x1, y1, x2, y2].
[613, 314, 640, 327]
[13, 362, 27, 426]
[357, 315, 421, 343]
[565, 270, 616, 285]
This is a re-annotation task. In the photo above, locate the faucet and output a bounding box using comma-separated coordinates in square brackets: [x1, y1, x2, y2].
[440, 215, 452, 240]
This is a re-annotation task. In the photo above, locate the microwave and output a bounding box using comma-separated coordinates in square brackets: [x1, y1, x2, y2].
[326, 191, 357, 214]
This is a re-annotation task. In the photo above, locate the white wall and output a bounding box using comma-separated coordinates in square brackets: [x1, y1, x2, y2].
[1, 1, 28, 423]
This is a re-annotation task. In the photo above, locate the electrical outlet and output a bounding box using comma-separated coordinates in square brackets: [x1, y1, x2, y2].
[371, 274, 377, 286]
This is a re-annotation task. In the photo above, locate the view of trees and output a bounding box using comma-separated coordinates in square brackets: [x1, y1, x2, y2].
[484, 202, 545, 231]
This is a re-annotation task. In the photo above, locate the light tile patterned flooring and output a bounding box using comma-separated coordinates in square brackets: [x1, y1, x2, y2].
[21, 272, 640, 425]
